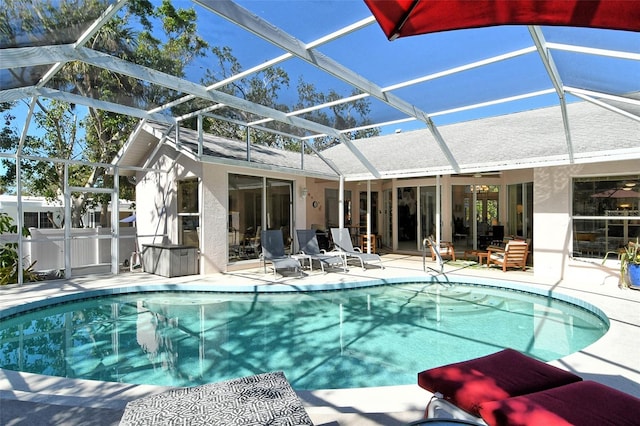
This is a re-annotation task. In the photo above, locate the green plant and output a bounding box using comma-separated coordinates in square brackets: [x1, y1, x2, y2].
[619, 238, 640, 288]
[0, 212, 40, 285]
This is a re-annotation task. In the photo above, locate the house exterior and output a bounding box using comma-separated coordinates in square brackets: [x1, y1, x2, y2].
[115, 98, 640, 283]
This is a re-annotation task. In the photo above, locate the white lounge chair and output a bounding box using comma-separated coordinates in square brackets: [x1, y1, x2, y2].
[296, 229, 347, 273]
[330, 228, 384, 270]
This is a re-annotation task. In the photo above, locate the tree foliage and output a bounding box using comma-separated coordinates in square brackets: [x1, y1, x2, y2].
[0, 212, 40, 285]
[0, 0, 208, 226]
[183, 45, 380, 151]
[0, 0, 379, 227]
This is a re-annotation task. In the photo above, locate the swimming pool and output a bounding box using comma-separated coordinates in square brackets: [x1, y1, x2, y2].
[0, 279, 607, 390]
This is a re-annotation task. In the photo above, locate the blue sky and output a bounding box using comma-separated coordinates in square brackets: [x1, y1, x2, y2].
[4, 0, 639, 146]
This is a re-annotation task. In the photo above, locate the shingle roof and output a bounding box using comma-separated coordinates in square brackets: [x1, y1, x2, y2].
[121, 98, 639, 180]
[321, 99, 640, 179]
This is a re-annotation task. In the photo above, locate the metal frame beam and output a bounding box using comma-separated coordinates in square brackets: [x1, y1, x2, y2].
[529, 25, 574, 163]
[196, 0, 459, 173]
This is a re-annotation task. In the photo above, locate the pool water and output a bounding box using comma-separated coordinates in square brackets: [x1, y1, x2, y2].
[0, 283, 607, 390]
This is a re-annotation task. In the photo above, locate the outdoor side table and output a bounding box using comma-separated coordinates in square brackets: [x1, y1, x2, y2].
[292, 253, 313, 271]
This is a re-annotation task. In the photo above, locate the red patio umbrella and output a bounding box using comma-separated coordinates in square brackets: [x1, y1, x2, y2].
[363, 0, 640, 40]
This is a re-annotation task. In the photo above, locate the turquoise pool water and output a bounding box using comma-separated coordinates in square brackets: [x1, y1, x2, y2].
[0, 282, 607, 390]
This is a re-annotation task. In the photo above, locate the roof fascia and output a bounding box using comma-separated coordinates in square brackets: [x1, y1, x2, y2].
[112, 119, 148, 166]
[196, 0, 460, 173]
[142, 124, 177, 170]
[529, 25, 574, 162]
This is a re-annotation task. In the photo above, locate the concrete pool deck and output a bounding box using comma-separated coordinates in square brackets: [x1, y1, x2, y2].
[1, 254, 639, 425]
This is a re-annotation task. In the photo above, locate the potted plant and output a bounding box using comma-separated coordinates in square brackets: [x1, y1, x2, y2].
[619, 238, 640, 289]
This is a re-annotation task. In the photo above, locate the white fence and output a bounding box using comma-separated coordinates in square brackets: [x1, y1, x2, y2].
[0, 227, 138, 272]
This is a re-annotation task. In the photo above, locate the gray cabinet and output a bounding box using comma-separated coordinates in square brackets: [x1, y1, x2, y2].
[142, 244, 199, 277]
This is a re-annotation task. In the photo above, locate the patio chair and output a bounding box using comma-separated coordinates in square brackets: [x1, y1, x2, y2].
[330, 228, 384, 270]
[260, 229, 303, 278]
[427, 237, 456, 262]
[487, 240, 529, 272]
[296, 229, 347, 273]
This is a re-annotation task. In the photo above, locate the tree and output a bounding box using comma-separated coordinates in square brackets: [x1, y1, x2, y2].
[1, 0, 379, 226]
[294, 79, 380, 151]
[0, 0, 208, 226]
[183, 46, 380, 151]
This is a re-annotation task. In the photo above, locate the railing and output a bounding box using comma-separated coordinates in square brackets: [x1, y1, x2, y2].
[18, 227, 138, 272]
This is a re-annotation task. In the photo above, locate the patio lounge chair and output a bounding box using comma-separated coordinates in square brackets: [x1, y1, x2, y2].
[330, 228, 384, 270]
[260, 229, 303, 278]
[296, 229, 347, 273]
[417, 348, 640, 426]
[418, 349, 582, 420]
[477, 380, 640, 426]
[487, 240, 529, 272]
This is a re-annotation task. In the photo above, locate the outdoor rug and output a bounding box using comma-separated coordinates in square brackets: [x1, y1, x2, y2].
[118, 371, 313, 425]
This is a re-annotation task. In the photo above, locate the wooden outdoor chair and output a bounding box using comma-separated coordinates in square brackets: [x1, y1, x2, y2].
[487, 240, 529, 272]
[428, 238, 456, 262]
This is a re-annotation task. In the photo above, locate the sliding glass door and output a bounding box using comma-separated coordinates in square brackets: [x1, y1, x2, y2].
[228, 174, 292, 262]
[452, 184, 500, 250]
[396, 185, 437, 251]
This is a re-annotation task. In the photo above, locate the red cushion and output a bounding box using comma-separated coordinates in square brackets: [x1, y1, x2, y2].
[478, 380, 640, 426]
[417, 349, 582, 416]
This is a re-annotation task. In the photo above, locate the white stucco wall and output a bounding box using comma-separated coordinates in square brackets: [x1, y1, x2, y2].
[200, 164, 309, 274]
[135, 147, 201, 251]
[136, 140, 637, 281]
[201, 164, 226, 274]
[533, 159, 639, 282]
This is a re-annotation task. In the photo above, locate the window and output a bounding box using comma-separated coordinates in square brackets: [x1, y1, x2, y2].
[573, 175, 640, 258]
[39, 212, 55, 228]
[23, 212, 38, 228]
[177, 179, 200, 247]
[507, 182, 533, 239]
